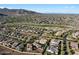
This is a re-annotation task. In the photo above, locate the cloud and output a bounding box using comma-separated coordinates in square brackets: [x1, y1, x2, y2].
[65, 6, 69, 8]
[65, 6, 75, 9]
[43, 9, 79, 14]
[0, 7, 5, 8]
[0, 6, 14, 9]
[71, 6, 75, 8]
[52, 9, 79, 14]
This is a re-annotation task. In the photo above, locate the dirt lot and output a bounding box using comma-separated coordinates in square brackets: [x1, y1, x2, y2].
[0, 45, 41, 55]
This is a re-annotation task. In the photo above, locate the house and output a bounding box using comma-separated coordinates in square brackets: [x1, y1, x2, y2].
[55, 30, 65, 36]
[72, 32, 79, 38]
[47, 39, 60, 54]
[26, 43, 32, 52]
[70, 42, 78, 50]
[12, 42, 19, 49]
[32, 42, 41, 48]
[15, 43, 24, 51]
[39, 38, 47, 44]
[50, 39, 60, 46]
[36, 48, 43, 53]
[2, 41, 7, 46]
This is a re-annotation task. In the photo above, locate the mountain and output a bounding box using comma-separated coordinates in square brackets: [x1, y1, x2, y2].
[0, 8, 38, 16]
[0, 13, 7, 16]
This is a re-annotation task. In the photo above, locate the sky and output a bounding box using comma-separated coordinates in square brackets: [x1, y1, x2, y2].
[0, 4, 79, 14]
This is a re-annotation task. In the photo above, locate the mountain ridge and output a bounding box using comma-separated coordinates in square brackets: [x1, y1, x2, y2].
[0, 8, 39, 16]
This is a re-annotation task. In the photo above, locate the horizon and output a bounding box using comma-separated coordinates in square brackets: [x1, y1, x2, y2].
[0, 4, 79, 14]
